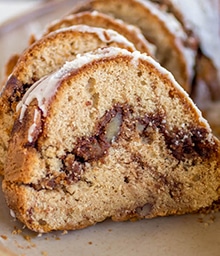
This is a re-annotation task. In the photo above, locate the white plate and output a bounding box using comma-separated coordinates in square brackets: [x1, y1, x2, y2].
[0, 1, 220, 255]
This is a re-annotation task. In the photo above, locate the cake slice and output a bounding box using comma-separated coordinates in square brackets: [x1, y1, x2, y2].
[42, 10, 154, 55]
[3, 47, 220, 233]
[0, 25, 135, 175]
[168, 0, 220, 138]
[72, 0, 198, 92]
[169, 0, 220, 98]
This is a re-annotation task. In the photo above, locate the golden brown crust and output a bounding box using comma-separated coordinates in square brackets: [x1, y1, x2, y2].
[71, 0, 198, 92]
[44, 11, 153, 55]
[11, 26, 135, 85]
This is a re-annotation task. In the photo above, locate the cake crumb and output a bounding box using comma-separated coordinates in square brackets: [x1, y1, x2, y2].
[12, 226, 22, 235]
[52, 234, 61, 240]
[23, 235, 31, 241]
[197, 212, 216, 227]
[0, 234, 8, 240]
[41, 251, 48, 256]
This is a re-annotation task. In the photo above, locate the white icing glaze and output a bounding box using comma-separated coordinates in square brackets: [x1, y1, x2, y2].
[48, 24, 136, 50]
[17, 47, 211, 135]
[28, 108, 40, 142]
[136, 0, 196, 82]
[45, 11, 154, 54]
[123, 21, 156, 55]
[17, 74, 60, 120]
[88, 10, 155, 54]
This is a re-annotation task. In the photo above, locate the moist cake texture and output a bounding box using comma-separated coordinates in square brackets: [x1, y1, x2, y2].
[3, 47, 220, 233]
[0, 25, 135, 175]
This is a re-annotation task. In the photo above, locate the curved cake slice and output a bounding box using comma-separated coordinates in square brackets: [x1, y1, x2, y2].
[0, 25, 135, 175]
[43, 11, 154, 55]
[168, 0, 220, 138]
[3, 47, 220, 233]
[169, 0, 220, 87]
[71, 0, 197, 93]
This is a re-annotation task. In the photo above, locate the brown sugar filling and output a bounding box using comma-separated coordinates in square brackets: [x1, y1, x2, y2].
[32, 103, 215, 190]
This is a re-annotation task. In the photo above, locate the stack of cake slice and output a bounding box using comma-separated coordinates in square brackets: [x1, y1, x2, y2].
[0, 0, 219, 233]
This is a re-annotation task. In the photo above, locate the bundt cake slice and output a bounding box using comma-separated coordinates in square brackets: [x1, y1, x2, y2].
[168, 0, 220, 138]
[42, 10, 154, 55]
[0, 25, 135, 175]
[3, 47, 220, 233]
[72, 0, 198, 92]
